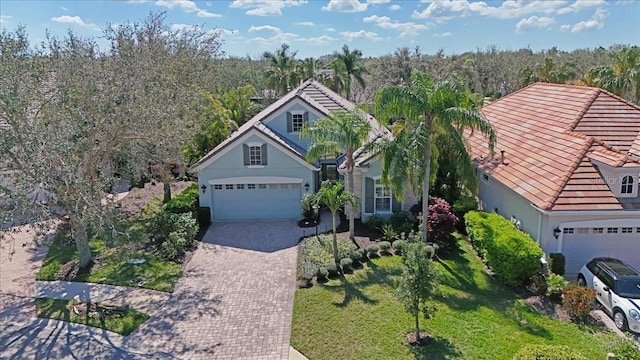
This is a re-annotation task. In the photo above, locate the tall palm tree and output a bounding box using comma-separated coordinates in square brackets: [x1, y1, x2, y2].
[334, 44, 368, 101]
[297, 57, 323, 81]
[327, 59, 347, 95]
[262, 43, 299, 96]
[316, 181, 358, 267]
[582, 46, 640, 104]
[519, 57, 577, 87]
[374, 71, 496, 242]
[301, 110, 371, 240]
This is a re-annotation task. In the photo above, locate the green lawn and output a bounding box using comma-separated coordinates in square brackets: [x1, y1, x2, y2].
[291, 239, 620, 360]
[36, 198, 182, 292]
[35, 298, 149, 335]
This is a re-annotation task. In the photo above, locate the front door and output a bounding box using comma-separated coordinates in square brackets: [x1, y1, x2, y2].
[321, 163, 338, 183]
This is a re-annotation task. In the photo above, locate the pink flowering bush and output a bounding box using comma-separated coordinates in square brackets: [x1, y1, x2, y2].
[427, 197, 459, 248]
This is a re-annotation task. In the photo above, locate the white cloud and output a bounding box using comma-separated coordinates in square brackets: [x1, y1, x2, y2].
[570, 8, 607, 33]
[250, 31, 335, 48]
[61, 6, 68, 10]
[296, 21, 315, 26]
[51, 15, 100, 30]
[221, 28, 239, 36]
[557, 0, 605, 14]
[363, 14, 427, 37]
[248, 25, 281, 33]
[322, 0, 368, 13]
[367, 0, 391, 3]
[560, 24, 571, 30]
[230, 0, 307, 16]
[170, 23, 221, 37]
[340, 30, 383, 41]
[412, 0, 567, 22]
[389, 4, 401, 11]
[0, 15, 11, 24]
[326, 27, 336, 32]
[433, 31, 452, 37]
[155, 0, 198, 12]
[516, 16, 555, 32]
[126, 0, 148, 2]
[197, 9, 222, 17]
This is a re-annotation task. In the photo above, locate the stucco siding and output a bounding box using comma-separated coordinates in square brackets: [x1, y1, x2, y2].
[262, 101, 321, 151]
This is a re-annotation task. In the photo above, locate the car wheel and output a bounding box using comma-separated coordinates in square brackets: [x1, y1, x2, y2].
[577, 275, 586, 287]
[613, 310, 628, 331]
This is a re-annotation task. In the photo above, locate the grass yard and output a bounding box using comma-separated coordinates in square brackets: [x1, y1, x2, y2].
[36, 197, 183, 292]
[35, 298, 149, 335]
[291, 239, 620, 360]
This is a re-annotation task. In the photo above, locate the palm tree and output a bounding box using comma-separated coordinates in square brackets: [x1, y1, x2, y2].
[519, 57, 577, 87]
[327, 59, 347, 95]
[373, 71, 496, 242]
[301, 110, 371, 240]
[316, 181, 358, 267]
[262, 43, 299, 96]
[334, 45, 368, 101]
[297, 57, 323, 81]
[582, 46, 640, 103]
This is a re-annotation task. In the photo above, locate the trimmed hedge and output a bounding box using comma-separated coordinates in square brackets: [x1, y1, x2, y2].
[512, 344, 586, 360]
[465, 211, 543, 286]
[549, 253, 565, 276]
[163, 183, 198, 214]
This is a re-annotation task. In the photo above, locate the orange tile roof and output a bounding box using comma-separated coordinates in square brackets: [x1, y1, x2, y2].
[468, 82, 640, 212]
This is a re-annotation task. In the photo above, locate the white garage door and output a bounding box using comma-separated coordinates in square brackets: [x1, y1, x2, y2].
[212, 182, 302, 220]
[563, 227, 640, 275]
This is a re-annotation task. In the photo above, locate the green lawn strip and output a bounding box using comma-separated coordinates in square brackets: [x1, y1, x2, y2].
[291, 239, 618, 360]
[35, 297, 149, 336]
[36, 197, 182, 292]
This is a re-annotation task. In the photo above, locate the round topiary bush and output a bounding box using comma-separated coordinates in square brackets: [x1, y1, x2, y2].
[316, 267, 329, 280]
[392, 239, 407, 254]
[424, 245, 436, 259]
[350, 250, 363, 263]
[366, 244, 379, 257]
[357, 248, 366, 258]
[340, 258, 353, 270]
[325, 262, 338, 277]
[379, 241, 392, 254]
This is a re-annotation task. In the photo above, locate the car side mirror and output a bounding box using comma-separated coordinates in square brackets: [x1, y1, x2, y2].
[602, 285, 610, 292]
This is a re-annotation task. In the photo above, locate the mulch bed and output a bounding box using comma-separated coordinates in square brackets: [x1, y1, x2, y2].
[406, 331, 432, 346]
[118, 181, 194, 218]
[336, 220, 383, 249]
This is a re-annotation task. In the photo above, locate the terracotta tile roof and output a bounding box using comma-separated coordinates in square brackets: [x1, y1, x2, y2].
[194, 79, 387, 169]
[468, 82, 640, 212]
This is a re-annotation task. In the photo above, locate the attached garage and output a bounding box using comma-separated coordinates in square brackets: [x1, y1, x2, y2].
[561, 226, 640, 275]
[209, 177, 303, 221]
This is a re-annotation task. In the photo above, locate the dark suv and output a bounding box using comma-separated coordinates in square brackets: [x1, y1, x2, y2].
[578, 258, 640, 333]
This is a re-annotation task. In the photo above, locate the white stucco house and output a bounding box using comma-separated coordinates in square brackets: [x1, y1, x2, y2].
[467, 82, 640, 276]
[193, 79, 416, 223]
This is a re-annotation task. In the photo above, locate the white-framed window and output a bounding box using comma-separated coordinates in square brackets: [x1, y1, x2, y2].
[225, 184, 234, 190]
[247, 184, 256, 189]
[607, 227, 618, 234]
[214, 184, 223, 190]
[563, 228, 574, 234]
[621, 175, 634, 194]
[374, 179, 392, 213]
[592, 227, 604, 234]
[249, 146, 262, 165]
[292, 113, 304, 132]
[621, 227, 633, 233]
[236, 184, 245, 190]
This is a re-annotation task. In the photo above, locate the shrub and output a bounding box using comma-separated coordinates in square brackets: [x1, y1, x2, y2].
[427, 197, 459, 249]
[325, 262, 338, 277]
[562, 284, 595, 321]
[546, 273, 569, 299]
[607, 338, 640, 360]
[464, 211, 543, 286]
[365, 214, 385, 232]
[301, 193, 318, 219]
[512, 344, 586, 360]
[392, 239, 407, 254]
[549, 253, 566, 276]
[316, 267, 329, 279]
[340, 258, 353, 270]
[366, 244, 379, 257]
[357, 248, 366, 258]
[389, 211, 415, 235]
[349, 250, 363, 263]
[378, 241, 392, 254]
[149, 211, 198, 261]
[163, 183, 198, 214]
[452, 196, 478, 233]
[300, 234, 357, 266]
[423, 245, 436, 259]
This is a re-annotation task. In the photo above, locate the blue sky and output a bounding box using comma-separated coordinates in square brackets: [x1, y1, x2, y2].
[1, 0, 639, 58]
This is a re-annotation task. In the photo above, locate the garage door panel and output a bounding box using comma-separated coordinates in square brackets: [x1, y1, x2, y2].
[563, 233, 640, 275]
[212, 182, 301, 220]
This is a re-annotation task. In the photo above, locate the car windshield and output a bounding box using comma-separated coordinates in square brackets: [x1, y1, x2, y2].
[616, 279, 640, 299]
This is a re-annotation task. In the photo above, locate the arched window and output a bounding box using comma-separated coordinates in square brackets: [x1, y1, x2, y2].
[621, 175, 634, 194]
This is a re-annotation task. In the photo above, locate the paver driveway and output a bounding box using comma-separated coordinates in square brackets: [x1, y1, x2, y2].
[123, 219, 307, 359]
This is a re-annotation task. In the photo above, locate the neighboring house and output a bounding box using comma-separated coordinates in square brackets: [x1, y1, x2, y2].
[193, 79, 416, 222]
[467, 82, 640, 276]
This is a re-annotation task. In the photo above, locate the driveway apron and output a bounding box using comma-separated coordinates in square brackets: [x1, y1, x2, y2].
[124, 220, 306, 359]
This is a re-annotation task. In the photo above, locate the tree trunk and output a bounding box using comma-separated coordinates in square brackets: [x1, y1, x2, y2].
[347, 168, 355, 240]
[163, 181, 172, 204]
[71, 218, 92, 269]
[415, 299, 421, 341]
[421, 138, 432, 243]
[331, 211, 339, 268]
